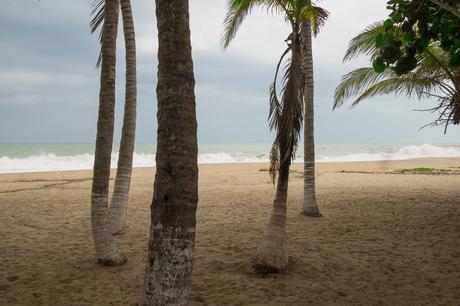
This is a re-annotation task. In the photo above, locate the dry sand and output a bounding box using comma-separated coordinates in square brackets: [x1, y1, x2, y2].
[0, 158, 459, 305]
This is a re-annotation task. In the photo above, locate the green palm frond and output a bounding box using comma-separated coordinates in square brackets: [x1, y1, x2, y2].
[333, 67, 395, 109]
[221, 0, 286, 48]
[334, 64, 452, 109]
[343, 21, 384, 62]
[419, 44, 457, 82]
[350, 74, 448, 107]
[90, 0, 106, 67]
[299, 5, 329, 36]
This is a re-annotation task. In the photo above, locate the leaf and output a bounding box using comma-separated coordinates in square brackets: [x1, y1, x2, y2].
[383, 18, 394, 30]
[373, 57, 386, 73]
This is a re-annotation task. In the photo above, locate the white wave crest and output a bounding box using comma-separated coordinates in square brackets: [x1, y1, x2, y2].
[0, 144, 459, 173]
[317, 144, 460, 162]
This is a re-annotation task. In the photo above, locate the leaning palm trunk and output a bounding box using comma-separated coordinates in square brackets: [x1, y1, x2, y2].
[253, 145, 291, 274]
[91, 0, 126, 266]
[300, 20, 321, 217]
[142, 0, 198, 304]
[253, 33, 302, 274]
[108, 0, 137, 235]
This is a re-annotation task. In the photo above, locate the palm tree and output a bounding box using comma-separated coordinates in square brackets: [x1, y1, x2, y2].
[141, 0, 198, 304]
[108, 0, 137, 235]
[222, 0, 328, 273]
[89, 0, 127, 266]
[334, 22, 459, 131]
[299, 4, 328, 217]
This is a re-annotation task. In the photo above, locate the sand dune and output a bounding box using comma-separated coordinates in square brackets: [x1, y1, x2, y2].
[0, 158, 459, 305]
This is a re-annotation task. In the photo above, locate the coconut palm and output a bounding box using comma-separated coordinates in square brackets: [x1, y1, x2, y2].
[108, 0, 137, 235]
[300, 4, 329, 217]
[334, 21, 459, 131]
[222, 0, 328, 273]
[141, 0, 198, 304]
[89, 0, 127, 266]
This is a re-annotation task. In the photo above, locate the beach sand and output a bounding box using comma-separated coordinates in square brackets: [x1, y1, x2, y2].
[0, 158, 459, 305]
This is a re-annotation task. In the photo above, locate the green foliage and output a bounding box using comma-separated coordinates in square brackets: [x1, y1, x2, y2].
[374, 0, 460, 74]
[412, 167, 434, 172]
[335, 21, 459, 130]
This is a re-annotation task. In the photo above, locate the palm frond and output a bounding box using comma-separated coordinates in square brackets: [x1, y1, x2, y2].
[419, 44, 457, 82]
[273, 45, 303, 168]
[269, 46, 291, 131]
[333, 67, 395, 109]
[90, 0, 106, 67]
[299, 5, 329, 36]
[221, 0, 286, 48]
[350, 74, 450, 107]
[343, 21, 384, 62]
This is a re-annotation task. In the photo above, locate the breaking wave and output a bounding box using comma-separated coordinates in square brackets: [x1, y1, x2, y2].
[0, 144, 459, 173]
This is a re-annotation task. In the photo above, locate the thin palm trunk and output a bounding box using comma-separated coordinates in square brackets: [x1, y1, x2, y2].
[142, 0, 198, 304]
[300, 20, 321, 217]
[253, 148, 290, 274]
[91, 0, 126, 266]
[108, 0, 137, 235]
[253, 34, 302, 274]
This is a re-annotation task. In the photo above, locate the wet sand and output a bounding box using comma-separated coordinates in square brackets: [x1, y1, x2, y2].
[0, 158, 459, 305]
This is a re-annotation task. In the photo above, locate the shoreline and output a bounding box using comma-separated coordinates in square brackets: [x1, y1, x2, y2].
[1, 156, 460, 175]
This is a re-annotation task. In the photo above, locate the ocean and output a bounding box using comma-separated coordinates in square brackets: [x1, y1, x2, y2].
[1, 143, 460, 174]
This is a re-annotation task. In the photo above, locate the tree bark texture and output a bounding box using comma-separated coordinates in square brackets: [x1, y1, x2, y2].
[253, 32, 303, 274]
[109, 0, 138, 235]
[142, 0, 198, 304]
[91, 0, 127, 266]
[300, 20, 321, 217]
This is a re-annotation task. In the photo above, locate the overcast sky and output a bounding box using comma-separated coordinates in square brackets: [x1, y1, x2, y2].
[0, 0, 458, 144]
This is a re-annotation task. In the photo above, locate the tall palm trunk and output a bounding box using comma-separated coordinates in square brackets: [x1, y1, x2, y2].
[253, 33, 302, 274]
[108, 0, 137, 235]
[300, 20, 321, 217]
[91, 0, 126, 266]
[142, 0, 198, 304]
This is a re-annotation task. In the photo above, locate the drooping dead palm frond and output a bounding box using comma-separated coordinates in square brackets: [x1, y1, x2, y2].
[268, 37, 304, 183]
[222, 0, 325, 184]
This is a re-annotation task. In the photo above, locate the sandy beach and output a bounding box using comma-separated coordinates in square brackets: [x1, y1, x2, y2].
[0, 158, 459, 305]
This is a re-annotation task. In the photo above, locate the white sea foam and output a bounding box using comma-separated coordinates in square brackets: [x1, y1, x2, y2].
[0, 144, 459, 174]
[316, 144, 460, 162]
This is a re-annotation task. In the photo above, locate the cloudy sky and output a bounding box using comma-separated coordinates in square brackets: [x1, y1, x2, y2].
[0, 0, 458, 144]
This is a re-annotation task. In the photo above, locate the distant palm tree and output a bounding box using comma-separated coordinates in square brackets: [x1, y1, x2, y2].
[141, 0, 199, 304]
[108, 0, 137, 235]
[222, 0, 328, 273]
[89, 0, 127, 266]
[299, 4, 329, 217]
[334, 21, 459, 131]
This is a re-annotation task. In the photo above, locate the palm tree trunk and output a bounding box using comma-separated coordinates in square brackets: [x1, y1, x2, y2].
[142, 0, 198, 304]
[300, 20, 321, 217]
[253, 32, 303, 274]
[91, 0, 126, 266]
[253, 153, 290, 274]
[108, 0, 137, 235]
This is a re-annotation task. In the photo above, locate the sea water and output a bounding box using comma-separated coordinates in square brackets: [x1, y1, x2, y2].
[0, 143, 460, 174]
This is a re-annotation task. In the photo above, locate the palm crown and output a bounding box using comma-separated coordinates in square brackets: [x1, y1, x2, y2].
[334, 21, 459, 131]
[222, 0, 329, 181]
